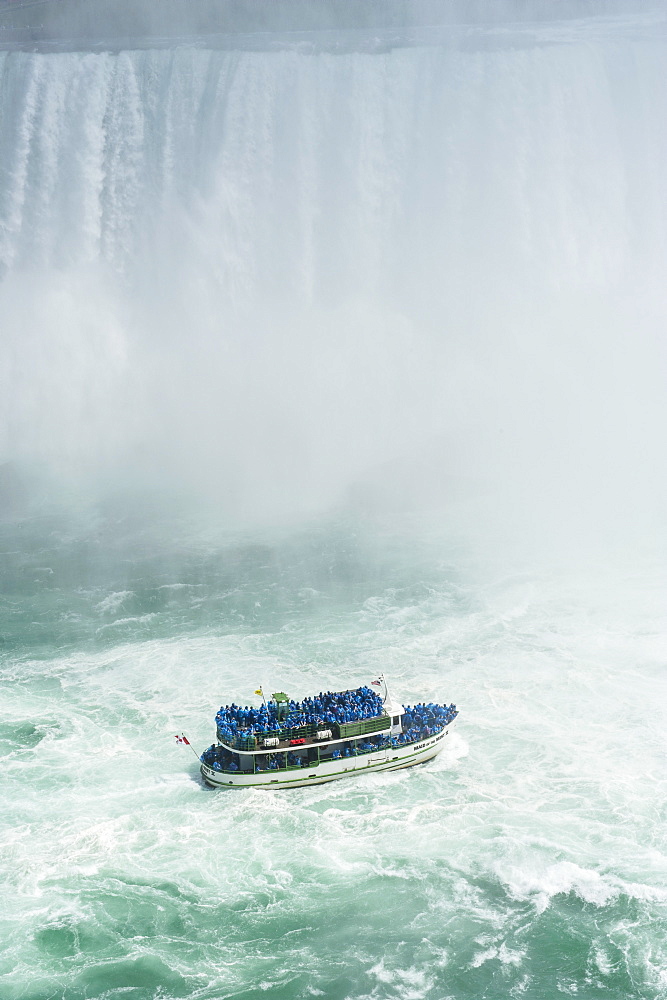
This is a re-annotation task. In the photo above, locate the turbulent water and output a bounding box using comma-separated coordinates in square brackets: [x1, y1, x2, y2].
[1, 507, 665, 1000]
[1, 2, 667, 999]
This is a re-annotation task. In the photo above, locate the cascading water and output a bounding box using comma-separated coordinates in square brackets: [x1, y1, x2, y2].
[2, 10, 666, 519]
[0, 3, 665, 999]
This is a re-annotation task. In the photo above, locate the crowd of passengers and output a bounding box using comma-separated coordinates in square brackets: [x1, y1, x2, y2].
[201, 745, 241, 771]
[214, 686, 385, 742]
[402, 702, 458, 741]
[202, 701, 458, 772]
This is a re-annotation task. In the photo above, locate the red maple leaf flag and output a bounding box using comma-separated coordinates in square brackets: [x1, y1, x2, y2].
[174, 734, 190, 745]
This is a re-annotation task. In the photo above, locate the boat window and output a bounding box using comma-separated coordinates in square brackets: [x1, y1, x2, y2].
[392, 716, 399, 725]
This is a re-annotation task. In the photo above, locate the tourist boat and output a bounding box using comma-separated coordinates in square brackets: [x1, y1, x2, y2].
[199, 676, 458, 789]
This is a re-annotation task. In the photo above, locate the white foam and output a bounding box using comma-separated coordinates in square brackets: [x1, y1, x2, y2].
[95, 590, 134, 614]
[499, 860, 619, 910]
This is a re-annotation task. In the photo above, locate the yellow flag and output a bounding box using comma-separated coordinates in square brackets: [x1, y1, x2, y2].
[254, 688, 263, 696]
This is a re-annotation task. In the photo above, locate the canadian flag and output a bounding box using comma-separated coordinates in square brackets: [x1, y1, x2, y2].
[174, 734, 190, 745]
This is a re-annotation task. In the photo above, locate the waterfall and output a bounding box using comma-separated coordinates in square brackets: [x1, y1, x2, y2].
[1, 9, 665, 523]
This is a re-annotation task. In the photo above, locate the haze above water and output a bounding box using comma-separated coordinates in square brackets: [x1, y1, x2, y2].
[0, 2, 666, 999]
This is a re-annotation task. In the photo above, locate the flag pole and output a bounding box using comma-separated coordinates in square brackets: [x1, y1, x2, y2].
[258, 685, 268, 709]
[174, 731, 201, 760]
[371, 674, 388, 704]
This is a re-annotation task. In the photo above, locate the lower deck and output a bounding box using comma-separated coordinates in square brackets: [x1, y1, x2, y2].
[200, 724, 453, 788]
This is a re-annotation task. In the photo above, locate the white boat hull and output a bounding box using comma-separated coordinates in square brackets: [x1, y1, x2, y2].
[200, 725, 454, 789]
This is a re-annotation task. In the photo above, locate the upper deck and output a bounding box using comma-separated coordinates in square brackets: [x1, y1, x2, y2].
[215, 683, 389, 753]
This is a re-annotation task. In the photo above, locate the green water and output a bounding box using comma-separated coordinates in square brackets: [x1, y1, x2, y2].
[1, 507, 665, 1000]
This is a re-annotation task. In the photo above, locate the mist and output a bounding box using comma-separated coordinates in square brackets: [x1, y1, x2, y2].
[0, 0, 666, 549]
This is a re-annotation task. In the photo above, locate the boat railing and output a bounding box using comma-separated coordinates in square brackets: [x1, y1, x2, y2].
[217, 724, 312, 751]
[217, 714, 391, 751]
[337, 715, 390, 738]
